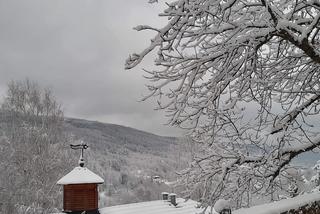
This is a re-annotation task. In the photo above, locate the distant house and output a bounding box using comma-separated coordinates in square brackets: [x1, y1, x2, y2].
[152, 175, 161, 183]
[152, 175, 160, 180]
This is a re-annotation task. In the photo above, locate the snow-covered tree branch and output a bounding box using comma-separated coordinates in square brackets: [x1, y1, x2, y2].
[126, 0, 320, 208]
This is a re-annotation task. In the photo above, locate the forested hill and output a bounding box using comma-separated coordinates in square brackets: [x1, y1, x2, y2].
[64, 117, 177, 153]
[62, 118, 188, 206]
[0, 111, 188, 209]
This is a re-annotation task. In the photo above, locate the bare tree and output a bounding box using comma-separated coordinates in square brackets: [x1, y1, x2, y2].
[0, 79, 74, 213]
[126, 0, 320, 208]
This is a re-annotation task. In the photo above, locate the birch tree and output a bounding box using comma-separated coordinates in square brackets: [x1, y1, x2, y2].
[126, 0, 320, 208]
[0, 80, 74, 213]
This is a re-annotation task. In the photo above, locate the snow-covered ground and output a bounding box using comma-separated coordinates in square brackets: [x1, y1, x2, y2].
[234, 192, 320, 214]
[99, 198, 210, 214]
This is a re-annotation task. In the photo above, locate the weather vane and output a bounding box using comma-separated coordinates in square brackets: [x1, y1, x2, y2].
[70, 142, 88, 167]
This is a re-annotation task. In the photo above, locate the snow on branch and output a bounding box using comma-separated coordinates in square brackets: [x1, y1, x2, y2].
[126, 0, 320, 208]
[271, 94, 320, 134]
[133, 25, 161, 32]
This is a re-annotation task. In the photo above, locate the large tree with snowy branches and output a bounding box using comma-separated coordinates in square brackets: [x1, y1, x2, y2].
[126, 0, 320, 209]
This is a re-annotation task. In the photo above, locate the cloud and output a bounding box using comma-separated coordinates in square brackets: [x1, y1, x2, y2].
[0, 0, 182, 136]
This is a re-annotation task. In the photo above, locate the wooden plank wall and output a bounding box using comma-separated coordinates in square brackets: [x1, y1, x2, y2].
[63, 184, 98, 212]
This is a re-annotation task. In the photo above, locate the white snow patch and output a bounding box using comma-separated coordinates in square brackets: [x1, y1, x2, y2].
[214, 199, 231, 212]
[234, 192, 320, 214]
[99, 198, 210, 214]
[57, 167, 104, 185]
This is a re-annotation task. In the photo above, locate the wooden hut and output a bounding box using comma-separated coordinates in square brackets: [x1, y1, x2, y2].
[57, 166, 104, 213]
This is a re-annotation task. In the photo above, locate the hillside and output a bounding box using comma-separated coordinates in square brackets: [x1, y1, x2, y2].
[64, 117, 177, 154]
[62, 118, 189, 206]
[0, 111, 190, 209]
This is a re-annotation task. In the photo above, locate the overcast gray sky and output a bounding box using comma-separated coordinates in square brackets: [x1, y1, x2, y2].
[0, 0, 183, 136]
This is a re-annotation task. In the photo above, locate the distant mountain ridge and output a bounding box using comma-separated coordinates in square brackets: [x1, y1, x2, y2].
[64, 117, 177, 154]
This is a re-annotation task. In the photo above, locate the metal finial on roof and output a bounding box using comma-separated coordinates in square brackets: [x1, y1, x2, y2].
[70, 142, 88, 167]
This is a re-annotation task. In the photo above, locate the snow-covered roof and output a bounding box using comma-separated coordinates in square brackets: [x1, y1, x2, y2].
[53, 192, 320, 214]
[214, 199, 231, 212]
[53, 198, 213, 214]
[99, 198, 212, 214]
[98, 193, 320, 214]
[233, 192, 320, 214]
[57, 167, 104, 185]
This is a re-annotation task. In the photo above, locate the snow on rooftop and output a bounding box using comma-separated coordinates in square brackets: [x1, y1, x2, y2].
[214, 199, 231, 212]
[99, 193, 320, 214]
[233, 192, 320, 214]
[102, 193, 320, 214]
[53, 192, 320, 214]
[57, 167, 104, 185]
[99, 198, 213, 214]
